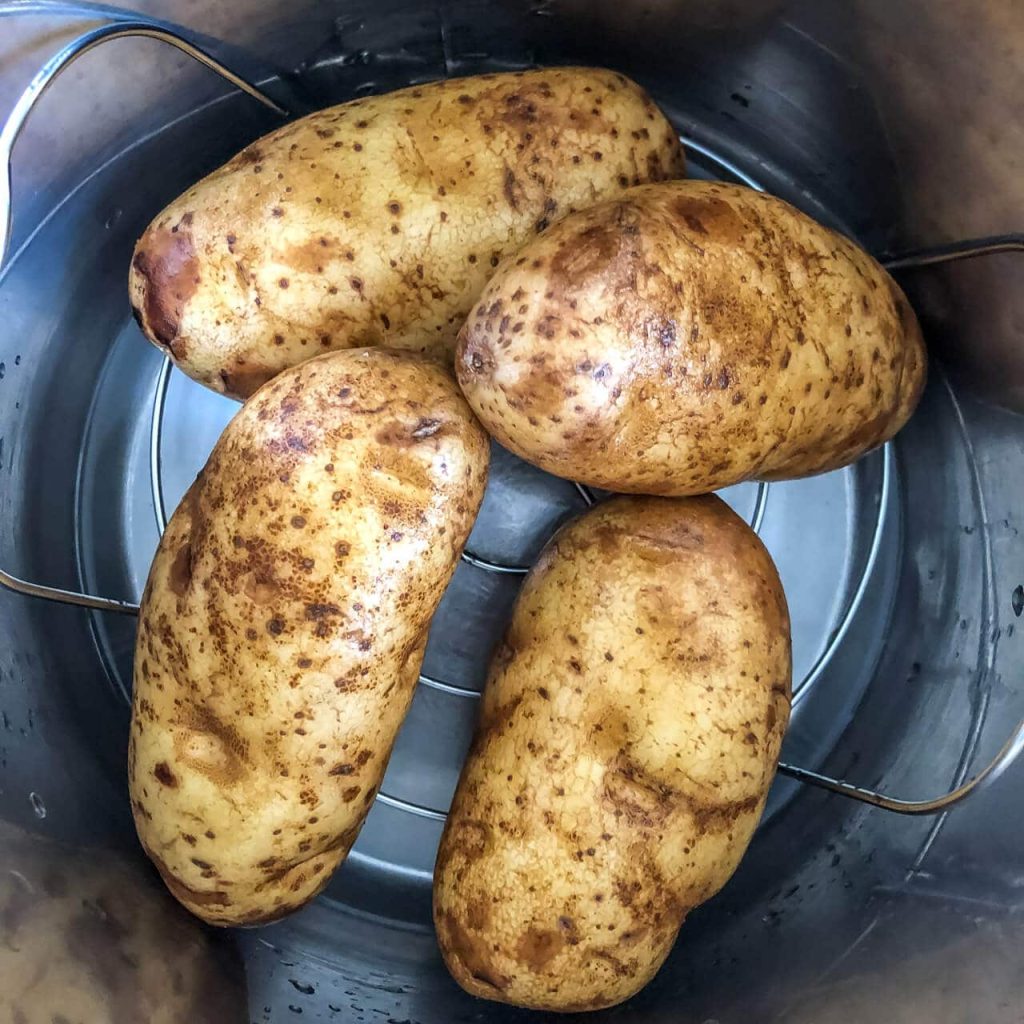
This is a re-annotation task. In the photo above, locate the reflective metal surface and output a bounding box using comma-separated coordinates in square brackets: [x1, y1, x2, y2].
[1, 1, 1022, 1022]
[0, 821, 246, 1022]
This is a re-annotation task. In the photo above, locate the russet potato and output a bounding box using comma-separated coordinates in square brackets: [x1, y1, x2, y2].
[129, 68, 686, 399]
[129, 349, 488, 925]
[456, 180, 926, 494]
[434, 494, 791, 1011]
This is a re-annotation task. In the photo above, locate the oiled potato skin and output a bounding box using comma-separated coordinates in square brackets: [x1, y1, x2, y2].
[456, 180, 926, 494]
[130, 350, 488, 925]
[129, 68, 686, 399]
[434, 495, 791, 1011]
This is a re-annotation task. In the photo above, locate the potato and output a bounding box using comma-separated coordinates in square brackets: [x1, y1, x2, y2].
[456, 180, 926, 495]
[433, 494, 791, 1012]
[129, 349, 489, 926]
[129, 68, 686, 399]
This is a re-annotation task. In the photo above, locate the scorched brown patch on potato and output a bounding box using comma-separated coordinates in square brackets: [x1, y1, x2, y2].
[550, 221, 623, 285]
[131, 226, 199, 353]
[671, 191, 749, 245]
[167, 542, 193, 598]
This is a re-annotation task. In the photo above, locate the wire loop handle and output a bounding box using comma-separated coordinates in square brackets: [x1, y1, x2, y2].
[0, 4, 287, 268]
[0, 4, 289, 610]
[777, 716, 1024, 815]
[880, 234, 1024, 271]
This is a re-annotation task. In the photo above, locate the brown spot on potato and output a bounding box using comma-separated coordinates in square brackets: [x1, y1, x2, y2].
[131, 227, 199, 352]
[412, 417, 443, 439]
[244, 573, 279, 604]
[306, 602, 340, 620]
[551, 221, 621, 285]
[449, 818, 491, 863]
[503, 168, 522, 211]
[218, 364, 275, 399]
[466, 901, 490, 931]
[154, 762, 177, 787]
[144, 843, 230, 908]
[681, 212, 708, 235]
[516, 926, 565, 971]
[174, 704, 250, 789]
[439, 911, 511, 992]
[168, 541, 193, 597]
[536, 315, 560, 339]
[233, 145, 263, 166]
[602, 756, 673, 828]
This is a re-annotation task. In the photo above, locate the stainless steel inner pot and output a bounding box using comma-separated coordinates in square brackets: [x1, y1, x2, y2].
[1, 2, 1022, 1022]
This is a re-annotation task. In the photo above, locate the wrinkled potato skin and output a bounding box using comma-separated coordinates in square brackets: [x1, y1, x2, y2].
[129, 68, 686, 399]
[130, 350, 488, 926]
[456, 181, 926, 495]
[434, 495, 791, 1011]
